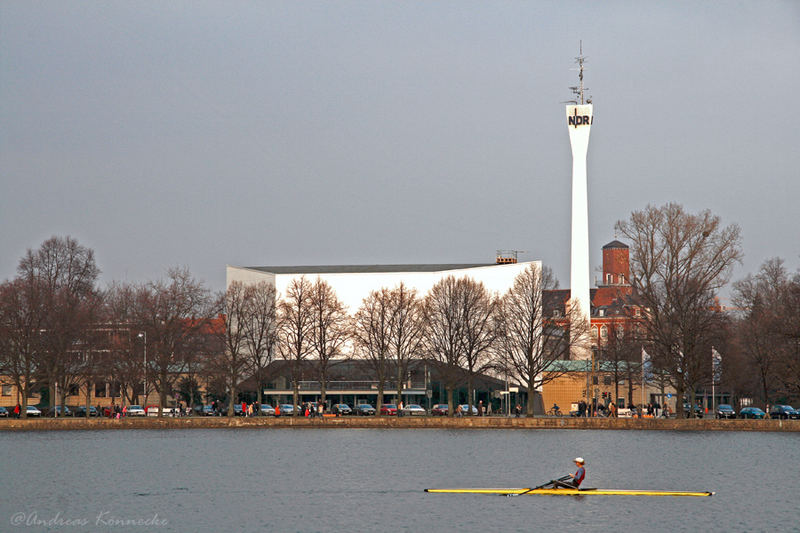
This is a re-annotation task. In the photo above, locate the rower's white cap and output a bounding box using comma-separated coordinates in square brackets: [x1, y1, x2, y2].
[574, 457, 585, 464]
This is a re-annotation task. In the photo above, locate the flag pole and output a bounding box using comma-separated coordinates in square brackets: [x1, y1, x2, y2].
[711, 346, 716, 418]
[641, 346, 646, 415]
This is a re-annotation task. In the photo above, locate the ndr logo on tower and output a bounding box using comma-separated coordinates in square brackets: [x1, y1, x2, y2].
[568, 114, 593, 127]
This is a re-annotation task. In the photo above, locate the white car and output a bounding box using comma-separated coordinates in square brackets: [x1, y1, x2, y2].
[400, 404, 427, 416]
[26, 406, 42, 417]
[126, 405, 146, 416]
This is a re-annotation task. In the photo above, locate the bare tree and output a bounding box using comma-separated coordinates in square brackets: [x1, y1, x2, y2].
[495, 265, 589, 416]
[353, 288, 393, 415]
[277, 277, 314, 415]
[388, 283, 425, 410]
[308, 278, 350, 407]
[422, 276, 467, 416]
[0, 278, 45, 418]
[597, 317, 642, 413]
[776, 274, 800, 400]
[132, 267, 214, 416]
[241, 282, 278, 409]
[16, 236, 101, 412]
[215, 282, 252, 418]
[457, 279, 496, 415]
[732, 258, 790, 407]
[104, 282, 149, 405]
[615, 203, 742, 417]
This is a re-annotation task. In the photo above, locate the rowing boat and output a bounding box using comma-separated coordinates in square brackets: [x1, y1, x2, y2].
[424, 488, 713, 497]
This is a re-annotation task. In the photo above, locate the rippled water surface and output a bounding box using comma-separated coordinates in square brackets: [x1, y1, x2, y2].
[1, 428, 798, 532]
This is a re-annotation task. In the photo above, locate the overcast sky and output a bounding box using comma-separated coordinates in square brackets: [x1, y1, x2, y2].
[2, 2, 799, 298]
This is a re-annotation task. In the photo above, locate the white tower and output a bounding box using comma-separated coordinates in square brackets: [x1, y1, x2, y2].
[566, 45, 592, 360]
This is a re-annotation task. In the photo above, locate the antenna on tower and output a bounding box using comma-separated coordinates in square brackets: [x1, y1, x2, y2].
[570, 41, 590, 105]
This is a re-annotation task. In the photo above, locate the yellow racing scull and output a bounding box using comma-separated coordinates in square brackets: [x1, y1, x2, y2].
[424, 487, 713, 497]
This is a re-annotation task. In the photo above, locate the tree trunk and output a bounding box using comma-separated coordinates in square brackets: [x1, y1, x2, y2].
[84, 380, 91, 418]
[158, 375, 167, 418]
[377, 385, 384, 418]
[527, 378, 535, 416]
[467, 377, 474, 416]
[292, 380, 299, 416]
[228, 383, 236, 419]
[447, 387, 454, 418]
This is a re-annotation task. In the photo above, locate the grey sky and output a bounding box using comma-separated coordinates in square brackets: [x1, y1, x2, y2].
[2, 2, 799, 297]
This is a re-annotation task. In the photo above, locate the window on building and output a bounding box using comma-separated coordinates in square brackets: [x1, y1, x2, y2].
[68, 384, 80, 397]
[600, 326, 608, 339]
[1, 384, 12, 396]
[591, 327, 598, 338]
[552, 309, 562, 318]
[95, 382, 106, 398]
[606, 274, 612, 284]
[603, 375, 612, 386]
[617, 398, 625, 408]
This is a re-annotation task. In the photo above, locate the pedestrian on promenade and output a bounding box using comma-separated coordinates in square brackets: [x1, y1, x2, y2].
[514, 404, 521, 417]
[13, 403, 20, 419]
[456, 404, 463, 417]
[478, 400, 483, 416]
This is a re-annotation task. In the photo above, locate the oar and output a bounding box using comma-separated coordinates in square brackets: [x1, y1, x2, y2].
[509, 476, 571, 497]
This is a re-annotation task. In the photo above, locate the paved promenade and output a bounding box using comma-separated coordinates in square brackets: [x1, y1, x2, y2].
[2, 416, 798, 431]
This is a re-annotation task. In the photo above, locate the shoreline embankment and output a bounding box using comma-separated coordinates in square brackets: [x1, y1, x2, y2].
[2, 416, 798, 432]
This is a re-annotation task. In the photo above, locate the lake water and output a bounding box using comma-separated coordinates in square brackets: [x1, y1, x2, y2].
[0, 428, 798, 532]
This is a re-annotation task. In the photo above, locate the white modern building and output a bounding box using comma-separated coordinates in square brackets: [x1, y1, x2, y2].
[226, 261, 541, 313]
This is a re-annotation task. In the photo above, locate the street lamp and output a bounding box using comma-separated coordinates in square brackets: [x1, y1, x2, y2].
[138, 332, 147, 405]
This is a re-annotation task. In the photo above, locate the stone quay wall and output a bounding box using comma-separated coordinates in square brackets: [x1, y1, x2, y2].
[2, 416, 798, 432]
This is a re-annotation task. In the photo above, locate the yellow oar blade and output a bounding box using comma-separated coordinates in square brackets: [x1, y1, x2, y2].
[424, 488, 713, 497]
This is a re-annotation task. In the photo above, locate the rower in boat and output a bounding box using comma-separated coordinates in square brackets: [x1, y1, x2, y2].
[549, 457, 585, 489]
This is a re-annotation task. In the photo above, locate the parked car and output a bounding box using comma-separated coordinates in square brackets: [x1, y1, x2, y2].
[47, 405, 72, 417]
[145, 405, 175, 417]
[716, 404, 736, 419]
[259, 404, 275, 416]
[279, 404, 298, 416]
[380, 404, 398, 416]
[26, 406, 42, 417]
[739, 407, 767, 419]
[400, 404, 426, 416]
[74, 406, 98, 417]
[0, 406, 8, 417]
[683, 403, 704, 418]
[332, 404, 352, 416]
[199, 405, 216, 416]
[353, 404, 375, 416]
[769, 405, 800, 420]
[431, 404, 449, 416]
[126, 405, 146, 417]
[459, 404, 479, 416]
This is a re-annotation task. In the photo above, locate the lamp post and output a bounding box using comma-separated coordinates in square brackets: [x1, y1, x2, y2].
[138, 332, 147, 406]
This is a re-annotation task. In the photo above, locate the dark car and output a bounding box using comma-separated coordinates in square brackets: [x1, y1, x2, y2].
[353, 404, 375, 416]
[331, 404, 352, 416]
[0, 406, 8, 418]
[769, 405, 800, 420]
[739, 407, 767, 419]
[47, 405, 72, 417]
[716, 404, 736, 419]
[74, 406, 98, 417]
[683, 403, 704, 418]
[431, 404, 449, 416]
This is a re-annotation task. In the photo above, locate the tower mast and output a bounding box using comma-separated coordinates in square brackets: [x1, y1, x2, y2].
[566, 42, 593, 360]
